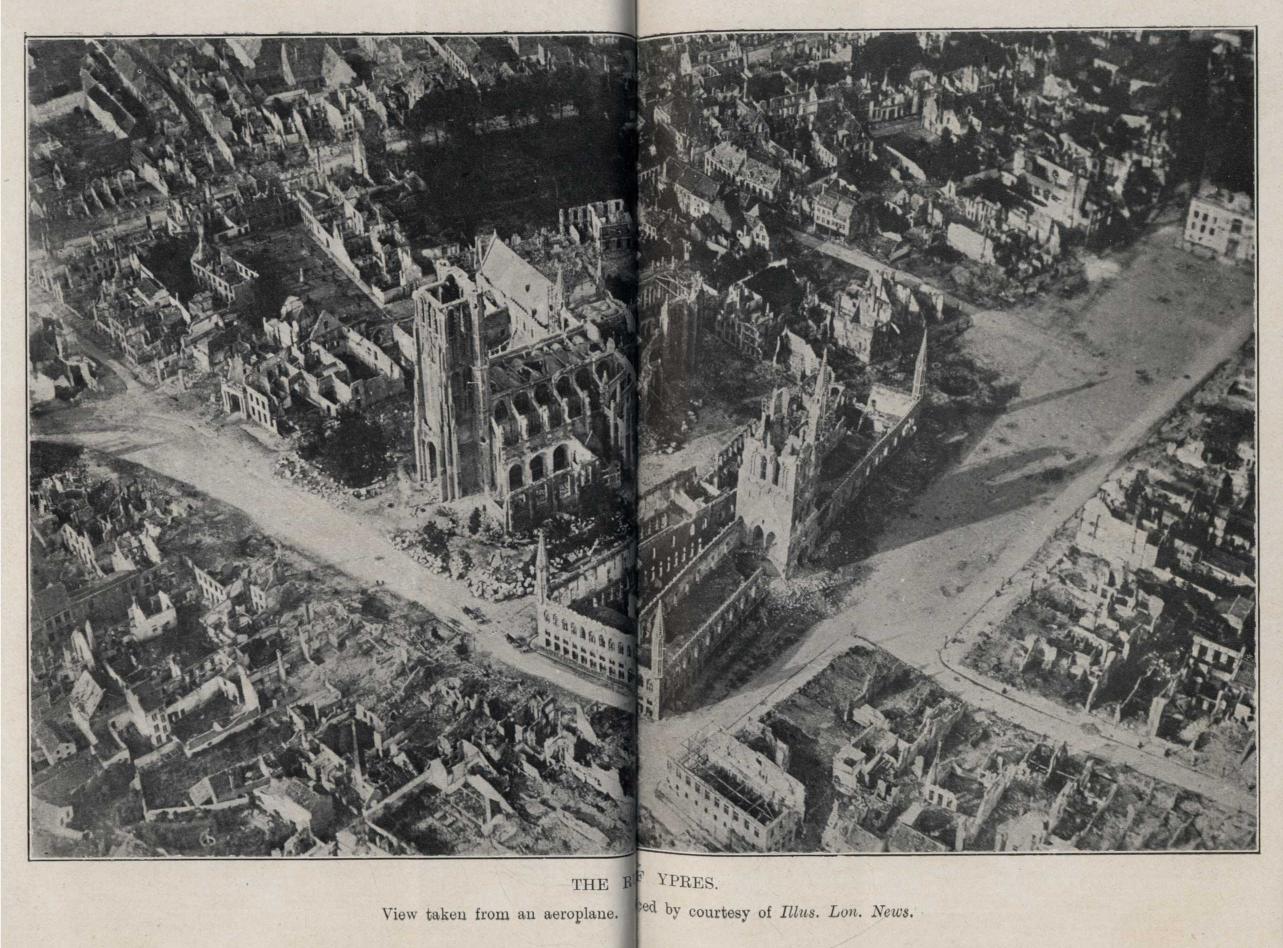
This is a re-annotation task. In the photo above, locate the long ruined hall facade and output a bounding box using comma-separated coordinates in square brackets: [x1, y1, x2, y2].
[412, 234, 636, 530]
[634, 334, 929, 719]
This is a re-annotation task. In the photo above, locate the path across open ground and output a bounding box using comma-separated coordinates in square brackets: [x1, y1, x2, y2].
[31, 304, 628, 712]
[28, 212, 1256, 824]
[642, 214, 1257, 827]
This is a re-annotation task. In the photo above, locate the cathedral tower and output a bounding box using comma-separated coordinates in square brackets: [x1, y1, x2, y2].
[412, 268, 490, 500]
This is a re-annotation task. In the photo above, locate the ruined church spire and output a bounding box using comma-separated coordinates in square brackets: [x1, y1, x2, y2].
[535, 529, 549, 603]
[913, 329, 928, 401]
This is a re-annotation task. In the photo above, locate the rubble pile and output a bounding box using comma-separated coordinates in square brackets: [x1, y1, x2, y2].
[466, 558, 533, 602]
[273, 454, 344, 501]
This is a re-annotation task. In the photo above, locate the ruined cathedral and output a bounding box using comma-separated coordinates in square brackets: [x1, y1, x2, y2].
[412, 234, 636, 531]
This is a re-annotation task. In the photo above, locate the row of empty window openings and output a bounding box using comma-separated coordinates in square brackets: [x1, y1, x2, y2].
[508, 446, 570, 489]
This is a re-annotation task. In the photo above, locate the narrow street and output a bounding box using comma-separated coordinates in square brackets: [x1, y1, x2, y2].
[788, 226, 977, 314]
[642, 217, 1257, 824]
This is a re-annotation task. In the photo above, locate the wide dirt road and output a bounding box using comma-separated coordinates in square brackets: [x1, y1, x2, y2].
[642, 215, 1256, 822]
[31, 339, 628, 712]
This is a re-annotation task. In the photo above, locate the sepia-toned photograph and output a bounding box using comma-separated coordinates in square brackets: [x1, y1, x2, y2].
[25, 32, 639, 858]
[23, 27, 1256, 865]
[632, 28, 1257, 855]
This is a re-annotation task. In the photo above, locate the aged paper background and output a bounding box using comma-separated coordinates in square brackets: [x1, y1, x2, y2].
[0, 3, 637, 947]
[634, 2, 1279, 947]
[3, 1, 1279, 946]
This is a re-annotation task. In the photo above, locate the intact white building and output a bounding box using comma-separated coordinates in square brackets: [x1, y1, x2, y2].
[1183, 185, 1254, 265]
